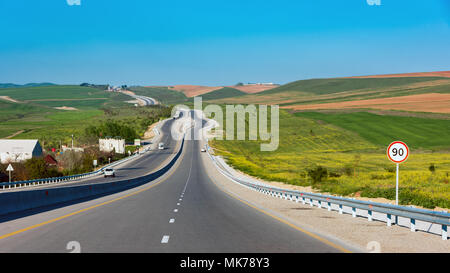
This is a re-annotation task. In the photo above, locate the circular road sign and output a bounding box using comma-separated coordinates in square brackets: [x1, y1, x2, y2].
[387, 141, 409, 164]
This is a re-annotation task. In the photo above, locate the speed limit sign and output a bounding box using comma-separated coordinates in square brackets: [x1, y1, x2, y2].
[387, 141, 409, 208]
[387, 141, 409, 163]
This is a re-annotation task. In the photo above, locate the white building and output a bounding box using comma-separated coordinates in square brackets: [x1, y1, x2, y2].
[62, 146, 85, 153]
[0, 139, 43, 164]
[99, 138, 125, 154]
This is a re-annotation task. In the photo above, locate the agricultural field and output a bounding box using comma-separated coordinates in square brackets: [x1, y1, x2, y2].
[0, 85, 172, 150]
[211, 77, 450, 114]
[210, 108, 450, 209]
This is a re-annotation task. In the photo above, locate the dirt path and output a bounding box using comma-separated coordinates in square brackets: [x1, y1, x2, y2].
[0, 96, 19, 103]
[5, 130, 25, 139]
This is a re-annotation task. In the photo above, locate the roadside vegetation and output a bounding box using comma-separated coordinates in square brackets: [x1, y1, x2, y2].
[210, 108, 450, 209]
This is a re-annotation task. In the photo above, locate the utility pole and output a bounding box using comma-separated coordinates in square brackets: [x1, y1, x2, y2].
[71, 134, 74, 148]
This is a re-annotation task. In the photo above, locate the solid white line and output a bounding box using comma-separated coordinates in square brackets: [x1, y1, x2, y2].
[169, 219, 175, 223]
[181, 150, 194, 193]
[161, 235, 170, 243]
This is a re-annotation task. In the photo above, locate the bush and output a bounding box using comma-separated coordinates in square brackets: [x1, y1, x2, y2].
[429, 163, 436, 173]
[308, 166, 328, 184]
[329, 171, 341, 178]
[341, 165, 354, 176]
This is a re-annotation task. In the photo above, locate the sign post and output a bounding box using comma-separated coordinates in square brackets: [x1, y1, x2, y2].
[6, 164, 14, 183]
[387, 141, 409, 206]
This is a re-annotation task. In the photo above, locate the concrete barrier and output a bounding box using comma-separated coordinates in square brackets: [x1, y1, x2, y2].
[0, 136, 185, 217]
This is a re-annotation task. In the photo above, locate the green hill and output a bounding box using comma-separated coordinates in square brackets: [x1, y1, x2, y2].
[194, 87, 246, 101]
[0, 83, 56, 88]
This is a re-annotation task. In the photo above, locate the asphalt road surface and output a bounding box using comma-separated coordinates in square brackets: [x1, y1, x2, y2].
[0, 111, 345, 253]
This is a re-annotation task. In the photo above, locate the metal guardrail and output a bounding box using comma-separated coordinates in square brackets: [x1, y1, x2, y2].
[205, 143, 450, 241]
[0, 120, 165, 191]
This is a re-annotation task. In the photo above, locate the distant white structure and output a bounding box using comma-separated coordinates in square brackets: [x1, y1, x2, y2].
[246, 82, 276, 85]
[0, 139, 43, 163]
[62, 146, 84, 153]
[99, 138, 125, 154]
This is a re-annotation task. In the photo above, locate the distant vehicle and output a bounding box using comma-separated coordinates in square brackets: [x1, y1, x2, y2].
[103, 168, 115, 178]
[201, 148, 206, 152]
[158, 142, 165, 150]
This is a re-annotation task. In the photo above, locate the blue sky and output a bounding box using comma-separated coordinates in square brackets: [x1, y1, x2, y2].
[0, 0, 449, 86]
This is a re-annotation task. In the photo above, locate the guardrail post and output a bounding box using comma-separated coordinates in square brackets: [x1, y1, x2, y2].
[352, 207, 356, 218]
[295, 195, 300, 203]
[368, 210, 373, 221]
[339, 204, 343, 214]
[318, 200, 322, 208]
[387, 214, 392, 226]
[410, 219, 416, 232]
[309, 198, 313, 207]
[302, 196, 306, 205]
[442, 225, 448, 241]
[327, 202, 331, 211]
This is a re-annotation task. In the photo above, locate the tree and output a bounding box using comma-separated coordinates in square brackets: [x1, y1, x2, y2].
[24, 158, 61, 179]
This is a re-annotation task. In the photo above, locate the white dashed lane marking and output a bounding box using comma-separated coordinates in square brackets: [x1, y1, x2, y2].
[161, 235, 170, 244]
[169, 219, 175, 223]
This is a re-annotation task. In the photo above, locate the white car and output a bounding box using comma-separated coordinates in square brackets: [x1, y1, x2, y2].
[158, 142, 165, 150]
[201, 148, 206, 152]
[103, 168, 115, 178]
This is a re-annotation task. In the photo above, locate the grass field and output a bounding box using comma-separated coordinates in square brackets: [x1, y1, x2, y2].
[210, 108, 450, 209]
[295, 112, 450, 151]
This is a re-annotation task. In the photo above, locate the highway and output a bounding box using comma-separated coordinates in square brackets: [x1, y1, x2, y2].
[134, 95, 158, 105]
[0, 119, 177, 192]
[0, 111, 347, 253]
